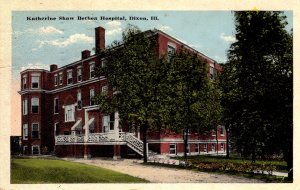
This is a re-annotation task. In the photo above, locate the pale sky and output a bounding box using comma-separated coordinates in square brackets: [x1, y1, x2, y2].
[11, 11, 293, 135]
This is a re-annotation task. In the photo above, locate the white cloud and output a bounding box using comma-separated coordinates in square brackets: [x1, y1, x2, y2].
[21, 62, 50, 71]
[105, 21, 122, 36]
[38, 26, 64, 34]
[220, 33, 237, 43]
[37, 33, 93, 48]
[157, 25, 172, 32]
[214, 55, 227, 63]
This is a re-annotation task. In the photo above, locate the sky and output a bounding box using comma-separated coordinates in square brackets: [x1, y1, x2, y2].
[11, 11, 293, 135]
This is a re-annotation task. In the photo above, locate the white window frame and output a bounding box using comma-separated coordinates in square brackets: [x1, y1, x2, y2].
[101, 59, 106, 68]
[31, 123, 39, 139]
[67, 70, 73, 85]
[54, 74, 58, 86]
[203, 143, 208, 152]
[23, 124, 28, 140]
[32, 145, 40, 155]
[22, 99, 28, 115]
[167, 42, 176, 62]
[64, 104, 75, 122]
[220, 126, 225, 136]
[77, 91, 82, 110]
[54, 97, 59, 114]
[22, 76, 27, 89]
[31, 74, 40, 89]
[211, 129, 216, 136]
[89, 62, 95, 79]
[102, 85, 108, 94]
[221, 143, 225, 152]
[169, 143, 176, 155]
[77, 66, 82, 82]
[102, 115, 110, 133]
[211, 143, 216, 152]
[90, 88, 95, 106]
[31, 97, 39, 113]
[59, 72, 63, 85]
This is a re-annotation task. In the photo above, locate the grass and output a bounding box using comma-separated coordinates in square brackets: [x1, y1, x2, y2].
[11, 158, 148, 183]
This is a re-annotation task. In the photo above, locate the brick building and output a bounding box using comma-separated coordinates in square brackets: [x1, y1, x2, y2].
[19, 26, 226, 159]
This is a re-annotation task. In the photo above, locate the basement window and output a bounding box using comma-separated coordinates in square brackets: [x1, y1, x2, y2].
[32, 145, 40, 155]
[169, 144, 176, 155]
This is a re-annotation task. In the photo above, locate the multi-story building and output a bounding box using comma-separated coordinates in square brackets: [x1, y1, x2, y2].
[19, 26, 226, 159]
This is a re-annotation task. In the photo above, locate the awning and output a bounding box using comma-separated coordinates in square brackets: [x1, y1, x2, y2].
[71, 119, 82, 131]
[84, 117, 95, 130]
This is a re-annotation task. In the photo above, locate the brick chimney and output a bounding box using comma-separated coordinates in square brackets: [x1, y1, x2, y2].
[95, 26, 105, 54]
[81, 50, 91, 59]
[50, 64, 58, 72]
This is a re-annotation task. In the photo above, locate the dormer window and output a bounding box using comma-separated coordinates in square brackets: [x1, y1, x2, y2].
[67, 70, 73, 85]
[90, 62, 95, 79]
[31, 73, 40, 89]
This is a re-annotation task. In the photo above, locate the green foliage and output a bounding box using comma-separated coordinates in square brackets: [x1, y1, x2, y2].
[219, 11, 292, 173]
[11, 158, 148, 183]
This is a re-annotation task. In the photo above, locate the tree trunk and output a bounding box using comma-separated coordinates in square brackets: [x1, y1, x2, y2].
[225, 124, 230, 159]
[251, 147, 256, 163]
[184, 128, 188, 161]
[142, 123, 148, 163]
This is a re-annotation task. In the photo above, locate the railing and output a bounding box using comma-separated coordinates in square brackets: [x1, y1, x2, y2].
[55, 132, 144, 156]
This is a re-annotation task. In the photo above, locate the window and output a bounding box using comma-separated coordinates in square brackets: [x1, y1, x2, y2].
[22, 99, 28, 115]
[109, 113, 114, 131]
[167, 44, 176, 62]
[186, 144, 190, 154]
[22, 76, 27, 89]
[221, 143, 225, 151]
[210, 63, 215, 80]
[90, 62, 95, 78]
[23, 146, 28, 154]
[54, 123, 59, 136]
[54, 74, 58, 86]
[102, 85, 108, 94]
[203, 143, 208, 152]
[59, 72, 63, 85]
[211, 129, 216, 136]
[101, 59, 106, 68]
[77, 67, 82, 82]
[31, 97, 39, 113]
[31, 75, 40, 89]
[220, 126, 225, 136]
[23, 124, 28, 140]
[67, 70, 73, 85]
[77, 91, 82, 109]
[31, 123, 39, 139]
[211, 143, 216, 152]
[54, 98, 59, 114]
[64, 105, 75, 122]
[102, 115, 110, 133]
[32, 145, 40, 155]
[90, 88, 95, 105]
[169, 144, 176, 155]
[195, 143, 199, 153]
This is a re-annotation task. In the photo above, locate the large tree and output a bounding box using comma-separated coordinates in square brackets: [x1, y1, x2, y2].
[220, 11, 292, 179]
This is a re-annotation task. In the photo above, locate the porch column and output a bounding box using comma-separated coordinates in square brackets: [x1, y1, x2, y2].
[84, 145, 90, 159]
[114, 111, 120, 140]
[84, 109, 89, 140]
[113, 145, 121, 160]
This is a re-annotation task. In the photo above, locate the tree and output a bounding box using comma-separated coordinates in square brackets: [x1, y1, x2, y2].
[159, 50, 221, 160]
[95, 25, 164, 163]
[220, 11, 292, 179]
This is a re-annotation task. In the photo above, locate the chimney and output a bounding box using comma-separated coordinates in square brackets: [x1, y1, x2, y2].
[81, 50, 91, 59]
[95, 26, 105, 54]
[50, 64, 58, 72]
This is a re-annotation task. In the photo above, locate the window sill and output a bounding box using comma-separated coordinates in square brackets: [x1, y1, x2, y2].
[65, 120, 75, 123]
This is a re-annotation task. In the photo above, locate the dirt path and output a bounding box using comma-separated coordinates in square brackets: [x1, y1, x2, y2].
[64, 158, 264, 183]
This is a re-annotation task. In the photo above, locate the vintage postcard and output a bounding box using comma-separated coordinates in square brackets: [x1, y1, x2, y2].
[0, 1, 299, 190]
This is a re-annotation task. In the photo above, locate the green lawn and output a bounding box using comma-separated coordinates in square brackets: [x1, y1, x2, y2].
[11, 158, 148, 183]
